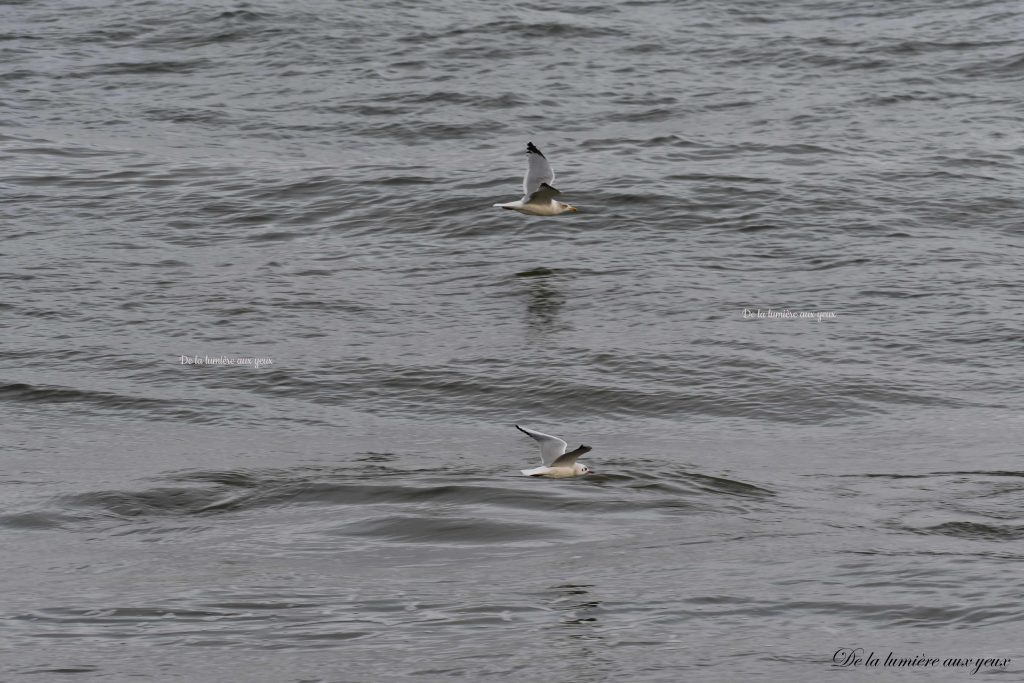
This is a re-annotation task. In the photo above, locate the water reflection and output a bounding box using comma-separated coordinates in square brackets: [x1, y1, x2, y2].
[515, 267, 567, 335]
[539, 583, 610, 681]
[549, 583, 601, 632]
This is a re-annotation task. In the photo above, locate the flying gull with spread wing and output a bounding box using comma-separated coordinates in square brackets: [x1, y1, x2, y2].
[516, 424, 593, 477]
[494, 142, 578, 216]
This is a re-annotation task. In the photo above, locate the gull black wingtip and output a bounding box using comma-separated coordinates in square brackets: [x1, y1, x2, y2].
[526, 141, 545, 158]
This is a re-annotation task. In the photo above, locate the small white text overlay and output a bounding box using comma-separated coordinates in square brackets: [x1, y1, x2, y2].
[180, 354, 274, 368]
[743, 308, 837, 322]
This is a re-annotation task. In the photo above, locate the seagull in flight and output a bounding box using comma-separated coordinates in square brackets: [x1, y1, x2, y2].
[516, 424, 593, 477]
[494, 142, 578, 216]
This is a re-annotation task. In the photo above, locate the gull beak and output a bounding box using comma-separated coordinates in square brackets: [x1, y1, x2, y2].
[570, 207, 578, 212]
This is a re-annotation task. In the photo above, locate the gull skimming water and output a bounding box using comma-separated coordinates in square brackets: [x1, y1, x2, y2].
[516, 424, 593, 477]
[494, 142, 578, 216]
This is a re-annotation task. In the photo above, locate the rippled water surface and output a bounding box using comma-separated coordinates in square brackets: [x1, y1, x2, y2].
[3, 0, 1023, 680]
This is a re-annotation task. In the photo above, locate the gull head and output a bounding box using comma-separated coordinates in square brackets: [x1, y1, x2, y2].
[574, 463, 593, 476]
[559, 202, 578, 214]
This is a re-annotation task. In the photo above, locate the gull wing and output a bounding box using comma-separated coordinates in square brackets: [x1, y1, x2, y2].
[524, 182, 560, 205]
[516, 424, 567, 466]
[522, 142, 555, 197]
[550, 445, 592, 468]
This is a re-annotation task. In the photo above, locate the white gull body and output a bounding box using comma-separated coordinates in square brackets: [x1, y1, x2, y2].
[516, 424, 593, 478]
[493, 142, 578, 216]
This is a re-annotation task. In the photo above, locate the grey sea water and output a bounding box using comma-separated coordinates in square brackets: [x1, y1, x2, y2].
[2, 0, 1023, 680]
